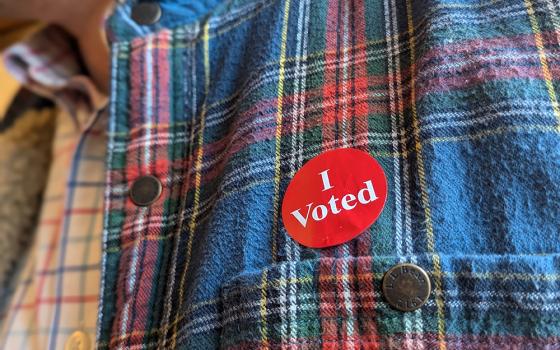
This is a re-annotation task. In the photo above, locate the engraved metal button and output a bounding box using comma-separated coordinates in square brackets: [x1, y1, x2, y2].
[130, 175, 162, 206]
[382, 263, 431, 312]
[64, 331, 91, 350]
[131, 2, 162, 25]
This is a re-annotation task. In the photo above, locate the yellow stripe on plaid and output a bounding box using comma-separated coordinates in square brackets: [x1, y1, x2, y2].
[271, 0, 293, 263]
[524, 0, 560, 131]
[259, 270, 269, 349]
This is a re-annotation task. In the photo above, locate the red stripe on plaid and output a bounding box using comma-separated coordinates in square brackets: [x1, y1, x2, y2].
[123, 29, 560, 145]
[116, 43, 560, 194]
[32, 207, 65, 327]
[349, 0, 373, 262]
[155, 35, 171, 126]
[111, 34, 174, 346]
[64, 207, 104, 215]
[12, 295, 99, 311]
[356, 258, 379, 348]
[131, 36, 174, 344]
[129, 241, 160, 340]
[322, 0, 342, 150]
[39, 218, 63, 226]
[419, 31, 560, 64]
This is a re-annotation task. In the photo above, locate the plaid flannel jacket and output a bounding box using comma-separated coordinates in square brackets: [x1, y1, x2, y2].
[4, 0, 560, 348]
[97, 0, 560, 348]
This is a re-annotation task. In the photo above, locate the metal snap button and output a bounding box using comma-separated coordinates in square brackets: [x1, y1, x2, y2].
[64, 331, 91, 350]
[130, 175, 162, 206]
[131, 2, 162, 25]
[382, 263, 431, 312]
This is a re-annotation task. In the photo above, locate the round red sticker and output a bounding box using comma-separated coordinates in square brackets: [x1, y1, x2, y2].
[281, 148, 388, 248]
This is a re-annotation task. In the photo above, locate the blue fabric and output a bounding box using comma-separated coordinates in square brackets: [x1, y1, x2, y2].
[99, 0, 560, 348]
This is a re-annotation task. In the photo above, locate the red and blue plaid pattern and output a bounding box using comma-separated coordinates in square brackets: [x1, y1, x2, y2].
[2, 0, 560, 348]
[0, 27, 106, 349]
[98, 0, 560, 348]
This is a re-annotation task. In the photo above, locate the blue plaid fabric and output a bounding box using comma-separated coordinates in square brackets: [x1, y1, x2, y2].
[95, 0, 560, 348]
[2, 0, 560, 348]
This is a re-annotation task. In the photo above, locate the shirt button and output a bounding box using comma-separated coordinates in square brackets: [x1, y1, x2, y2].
[64, 331, 91, 350]
[131, 2, 162, 25]
[130, 175, 162, 206]
[382, 263, 431, 312]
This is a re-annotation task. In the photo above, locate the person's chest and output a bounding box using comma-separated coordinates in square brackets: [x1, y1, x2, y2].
[98, 0, 560, 348]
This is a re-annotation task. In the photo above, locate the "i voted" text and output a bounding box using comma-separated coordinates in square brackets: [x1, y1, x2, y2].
[290, 169, 379, 228]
